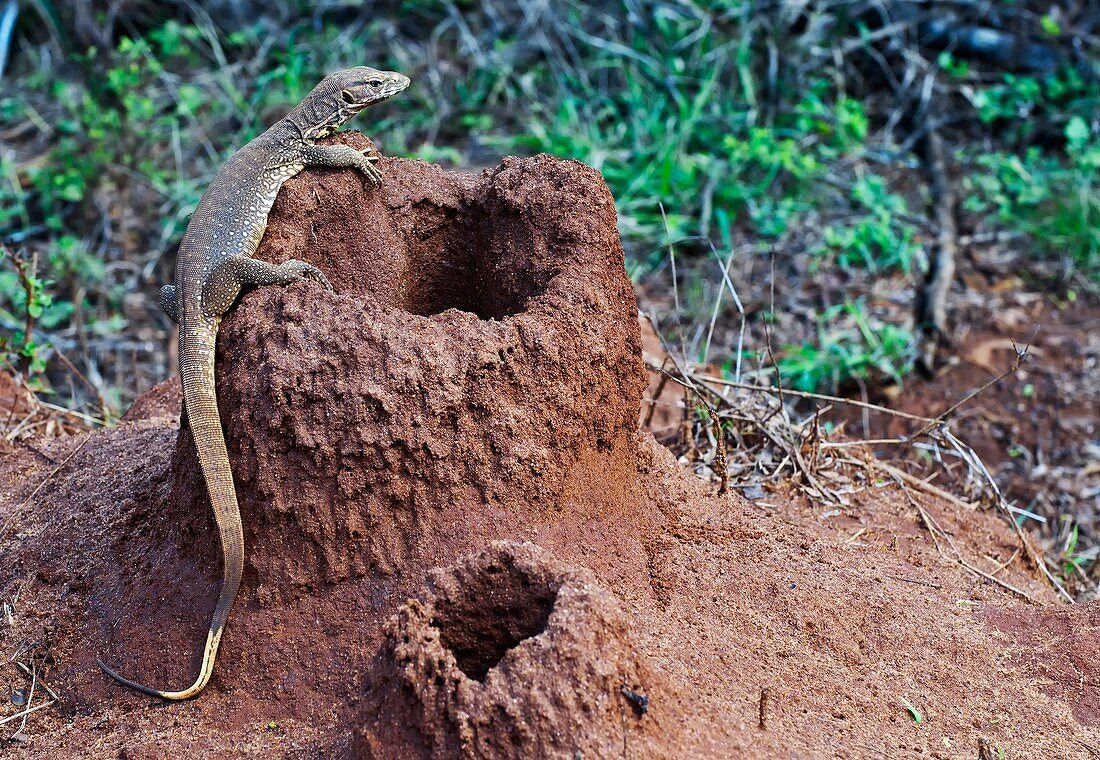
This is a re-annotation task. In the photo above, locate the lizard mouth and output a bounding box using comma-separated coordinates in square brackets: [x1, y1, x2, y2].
[378, 80, 410, 102]
[381, 74, 411, 100]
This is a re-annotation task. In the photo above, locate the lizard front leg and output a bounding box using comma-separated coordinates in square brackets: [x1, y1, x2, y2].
[202, 256, 333, 317]
[299, 143, 383, 187]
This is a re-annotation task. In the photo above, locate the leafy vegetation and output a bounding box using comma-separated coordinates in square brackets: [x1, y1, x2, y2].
[776, 301, 913, 394]
[0, 1, 1097, 407]
[0, 247, 54, 383]
[965, 116, 1100, 278]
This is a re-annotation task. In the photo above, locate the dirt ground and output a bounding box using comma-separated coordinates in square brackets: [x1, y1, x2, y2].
[853, 298, 1100, 556]
[637, 224, 1100, 602]
[2, 142, 1098, 758]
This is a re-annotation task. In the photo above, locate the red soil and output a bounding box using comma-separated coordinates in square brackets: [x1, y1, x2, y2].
[1, 138, 1097, 757]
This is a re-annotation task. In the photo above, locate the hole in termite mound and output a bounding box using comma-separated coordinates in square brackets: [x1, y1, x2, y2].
[430, 559, 559, 681]
[401, 209, 552, 321]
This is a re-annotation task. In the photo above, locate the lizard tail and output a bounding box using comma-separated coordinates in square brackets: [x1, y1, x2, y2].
[98, 325, 245, 700]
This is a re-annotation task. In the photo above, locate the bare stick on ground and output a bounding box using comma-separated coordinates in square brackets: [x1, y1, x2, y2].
[913, 122, 957, 375]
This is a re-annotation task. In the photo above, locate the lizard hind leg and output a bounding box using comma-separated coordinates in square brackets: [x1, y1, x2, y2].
[160, 285, 179, 322]
[201, 256, 334, 317]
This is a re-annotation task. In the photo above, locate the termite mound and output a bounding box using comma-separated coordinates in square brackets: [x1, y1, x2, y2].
[167, 135, 656, 605]
[354, 541, 670, 759]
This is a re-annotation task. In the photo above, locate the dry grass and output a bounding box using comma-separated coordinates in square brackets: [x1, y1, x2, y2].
[641, 259, 1078, 602]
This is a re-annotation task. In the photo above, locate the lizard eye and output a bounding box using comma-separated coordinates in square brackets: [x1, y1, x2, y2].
[340, 90, 356, 104]
[368, 78, 383, 88]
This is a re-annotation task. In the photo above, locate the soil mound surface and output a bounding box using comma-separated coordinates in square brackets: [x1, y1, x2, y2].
[356, 541, 673, 758]
[2, 138, 1098, 757]
[172, 135, 651, 606]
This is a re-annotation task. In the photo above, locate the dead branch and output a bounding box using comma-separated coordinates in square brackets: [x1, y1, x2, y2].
[913, 120, 957, 375]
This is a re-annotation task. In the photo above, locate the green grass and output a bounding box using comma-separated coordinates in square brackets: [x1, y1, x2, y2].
[1, 1, 1097, 405]
[776, 301, 913, 394]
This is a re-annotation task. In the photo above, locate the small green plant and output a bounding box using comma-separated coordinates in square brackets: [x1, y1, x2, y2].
[719, 127, 822, 239]
[965, 116, 1100, 280]
[794, 87, 869, 154]
[0, 247, 55, 385]
[776, 301, 913, 393]
[0, 151, 31, 235]
[899, 696, 923, 725]
[818, 174, 921, 273]
[936, 51, 970, 79]
[1058, 520, 1094, 584]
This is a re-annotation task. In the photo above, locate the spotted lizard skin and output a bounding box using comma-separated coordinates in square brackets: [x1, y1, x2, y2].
[97, 67, 410, 700]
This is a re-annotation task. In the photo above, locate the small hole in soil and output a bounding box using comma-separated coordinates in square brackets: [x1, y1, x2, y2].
[431, 564, 558, 681]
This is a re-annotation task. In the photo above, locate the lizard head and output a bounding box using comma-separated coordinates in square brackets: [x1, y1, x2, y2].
[291, 66, 411, 140]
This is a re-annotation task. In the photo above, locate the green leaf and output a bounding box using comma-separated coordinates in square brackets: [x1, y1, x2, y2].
[900, 696, 923, 725]
[1065, 116, 1089, 150]
[1040, 14, 1061, 37]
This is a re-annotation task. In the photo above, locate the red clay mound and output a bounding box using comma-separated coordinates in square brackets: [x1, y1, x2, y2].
[356, 541, 674, 758]
[2, 141, 1098, 757]
[167, 135, 652, 606]
[119, 376, 181, 424]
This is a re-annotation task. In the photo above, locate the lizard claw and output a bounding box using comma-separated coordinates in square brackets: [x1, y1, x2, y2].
[281, 259, 334, 291]
[358, 152, 384, 188]
[360, 167, 382, 188]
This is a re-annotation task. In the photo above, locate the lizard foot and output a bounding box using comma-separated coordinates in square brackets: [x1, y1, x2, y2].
[278, 259, 334, 291]
[358, 152, 383, 188]
[207, 256, 335, 313]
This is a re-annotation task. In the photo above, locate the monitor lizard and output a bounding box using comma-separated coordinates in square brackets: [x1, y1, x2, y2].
[97, 66, 410, 700]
